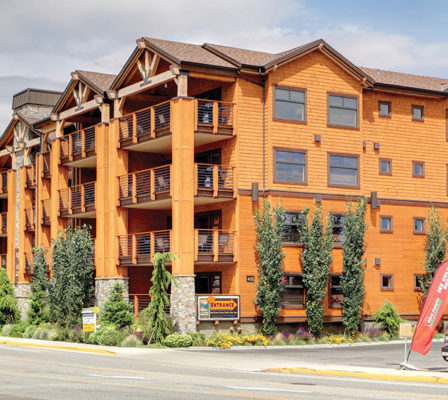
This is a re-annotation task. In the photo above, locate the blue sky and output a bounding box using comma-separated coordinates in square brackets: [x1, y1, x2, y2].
[0, 0, 447, 128]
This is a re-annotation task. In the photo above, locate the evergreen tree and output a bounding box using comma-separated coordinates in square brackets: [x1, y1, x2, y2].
[0, 268, 20, 326]
[421, 208, 448, 298]
[299, 206, 334, 338]
[143, 252, 176, 343]
[341, 198, 367, 334]
[101, 283, 133, 328]
[254, 200, 285, 336]
[27, 247, 50, 325]
[49, 225, 94, 328]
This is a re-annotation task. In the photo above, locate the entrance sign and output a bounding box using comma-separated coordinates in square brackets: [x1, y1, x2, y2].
[82, 308, 97, 333]
[197, 295, 240, 321]
[411, 261, 448, 355]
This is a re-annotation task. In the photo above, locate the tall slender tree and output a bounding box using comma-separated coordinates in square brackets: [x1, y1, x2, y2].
[299, 206, 334, 337]
[27, 247, 50, 325]
[341, 198, 367, 334]
[0, 268, 20, 326]
[254, 200, 285, 336]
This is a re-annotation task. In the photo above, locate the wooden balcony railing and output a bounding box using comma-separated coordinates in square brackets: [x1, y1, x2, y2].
[119, 101, 171, 146]
[118, 165, 171, 206]
[195, 163, 235, 199]
[195, 229, 236, 263]
[25, 164, 36, 188]
[25, 208, 35, 231]
[42, 152, 51, 178]
[0, 172, 7, 196]
[129, 294, 170, 318]
[42, 199, 51, 225]
[0, 212, 7, 235]
[118, 229, 171, 265]
[59, 126, 96, 164]
[59, 182, 96, 216]
[195, 100, 235, 135]
[25, 253, 33, 275]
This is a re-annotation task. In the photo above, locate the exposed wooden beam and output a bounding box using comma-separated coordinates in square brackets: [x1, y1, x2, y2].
[59, 98, 98, 120]
[66, 115, 99, 125]
[189, 72, 236, 83]
[116, 70, 175, 99]
[25, 138, 40, 148]
[129, 93, 168, 102]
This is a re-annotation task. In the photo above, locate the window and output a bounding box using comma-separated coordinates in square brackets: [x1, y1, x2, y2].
[274, 87, 306, 122]
[329, 154, 359, 187]
[413, 161, 425, 178]
[274, 149, 306, 184]
[283, 212, 304, 243]
[281, 274, 305, 308]
[332, 214, 344, 244]
[414, 217, 425, 234]
[195, 272, 221, 294]
[379, 159, 392, 175]
[380, 216, 393, 233]
[330, 275, 343, 307]
[328, 94, 358, 128]
[412, 105, 424, 121]
[379, 101, 391, 117]
[381, 274, 394, 290]
[414, 274, 426, 291]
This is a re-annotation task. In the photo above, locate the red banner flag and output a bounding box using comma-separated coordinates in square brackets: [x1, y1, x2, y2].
[411, 261, 448, 355]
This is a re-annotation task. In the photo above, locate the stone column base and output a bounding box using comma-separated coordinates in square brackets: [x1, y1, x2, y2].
[170, 274, 196, 334]
[95, 277, 129, 309]
[14, 283, 32, 319]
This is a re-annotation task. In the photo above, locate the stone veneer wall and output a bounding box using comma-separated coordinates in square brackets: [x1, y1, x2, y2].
[14, 282, 31, 319]
[170, 275, 196, 334]
[95, 277, 129, 309]
[15, 104, 53, 121]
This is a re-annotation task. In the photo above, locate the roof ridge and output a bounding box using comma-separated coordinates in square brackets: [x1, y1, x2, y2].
[361, 66, 448, 81]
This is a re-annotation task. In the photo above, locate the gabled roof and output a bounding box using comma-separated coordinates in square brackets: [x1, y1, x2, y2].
[361, 67, 448, 93]
[53, 70, 116, 114]
[0, 112, 39, 148]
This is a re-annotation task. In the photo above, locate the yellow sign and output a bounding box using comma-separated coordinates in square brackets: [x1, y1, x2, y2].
[92, 306, 100, 314]
[83, 324, 95, 333]
[399, 323, 413, 338]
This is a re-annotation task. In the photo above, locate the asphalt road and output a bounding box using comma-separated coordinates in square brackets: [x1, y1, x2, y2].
[0, 342, 447, 400]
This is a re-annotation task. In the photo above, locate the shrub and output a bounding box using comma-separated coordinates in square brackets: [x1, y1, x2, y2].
[8, 322, 28, 338]
[101, 284, 133, 328]
[2, 324, 11, 336]
[39, 328, 51, 340]
[68, 325, 84, 343]
[296, 327, 313, 341]
[206, 331, 268, 349]
[164, 333, 193, 348]
[0, 268, 20, 326]
[49, 327, 69, 341]
[372, 300, 402, 337]
[187, 332, 206, 347]
[96, 325, 127, 347]
[121, 334, 142, 347]
[23, 325, 37, 338]
[32, 327, 42, 339]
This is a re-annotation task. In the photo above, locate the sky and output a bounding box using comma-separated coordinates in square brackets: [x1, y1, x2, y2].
[0, 0, 447, 129]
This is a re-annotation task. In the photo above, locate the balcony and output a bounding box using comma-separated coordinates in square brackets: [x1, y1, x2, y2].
[25, 164, 36, 189]
[59, 182, 96, 218]
[25, 208, 35, 231]
[118, 100, 235, 154]
[0, 254, 6, 269]
[0, 172, 7, 198]
[0, 212, 7, 237]
[25, 253, 33, 275]
[195, 164, 235, 204]
[42, 152, 51, 179]
[42, 199, 51, 225]
[118, 165, 171, 209]
[59, 125, 96, 168]
[118, 229, 171, 266]
[195, 229, 236, 263]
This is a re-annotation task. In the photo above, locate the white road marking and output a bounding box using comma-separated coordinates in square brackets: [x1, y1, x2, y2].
[87, 373, 145, 380]
[225, 385, 311, 393]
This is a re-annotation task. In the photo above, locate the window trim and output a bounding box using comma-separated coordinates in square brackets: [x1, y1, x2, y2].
[329, 274, 343, 308]
[381, 274, 394, 291]
[273, 85, 307, 124]
[414, 274, 426, 292]
[412, 160, 425, 178]
[378, 101, 391, 118]
[273, 147, 308, 185]
[380, 215, 393, 233]
[412, 105, 424, 122]
[379, 158, 392, 176]
[327, 92, 360, 130]
[413, 217, 425, 235]
[282, 210, 304, 245]
[281, 273, 305, 309]
[328, 152, 360, 189]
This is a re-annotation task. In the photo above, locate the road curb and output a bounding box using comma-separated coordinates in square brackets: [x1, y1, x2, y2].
[268, 367, 448, 384]
[0, 340, 116, 355]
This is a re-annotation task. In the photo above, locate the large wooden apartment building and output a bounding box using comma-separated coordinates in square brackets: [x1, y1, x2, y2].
[1, 37, 447, 331]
